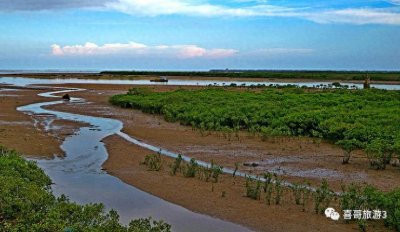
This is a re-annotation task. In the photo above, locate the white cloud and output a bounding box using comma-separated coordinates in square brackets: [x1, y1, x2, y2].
[388, 0, 400, 5]
[305, 8, 400, 25]
[104, 0, 400, 25]
[51, 42, 315, 60]
[2, 0, 400, 25]
[51, 42, 238, 59]
[105, 0, 295, 17]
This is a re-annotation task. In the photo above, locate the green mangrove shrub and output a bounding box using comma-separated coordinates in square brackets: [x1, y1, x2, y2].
[313, 179, 334, 214]
[183, 158, 198, 178]
[274, 175, 283, 205]
[170, 154, 183, 175]
[141, 153, 163, 171]
[0, 146, 171, 232]
[245, 176, 261, 200]
[110, 88, 400, 167]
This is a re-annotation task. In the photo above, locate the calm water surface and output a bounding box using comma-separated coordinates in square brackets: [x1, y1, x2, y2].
[1, 76, 400, 90]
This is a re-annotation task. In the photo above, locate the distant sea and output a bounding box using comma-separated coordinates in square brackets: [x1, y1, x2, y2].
[0, 70, 100, 74]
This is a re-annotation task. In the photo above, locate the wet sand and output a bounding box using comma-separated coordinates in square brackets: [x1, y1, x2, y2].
[0, 86, 85, 158]
[1, 82, 395, 231]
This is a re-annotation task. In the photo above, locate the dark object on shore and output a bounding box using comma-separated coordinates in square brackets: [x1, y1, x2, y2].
[150, 76, 168, 83]
[243, 162, 259, 167]
[364, 74, 371, 89]
[62, 94, 70, 101]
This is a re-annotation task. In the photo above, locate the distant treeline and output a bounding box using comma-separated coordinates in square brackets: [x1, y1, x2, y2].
[101, 70, 400, 81]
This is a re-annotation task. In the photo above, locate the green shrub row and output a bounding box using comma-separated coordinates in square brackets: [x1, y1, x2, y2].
[101, 70, 400, 81]
[110, 87, 400, 168]
[0, 146, 171, 232]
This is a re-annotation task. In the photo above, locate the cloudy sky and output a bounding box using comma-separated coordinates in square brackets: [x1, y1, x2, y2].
[0, 0, 399, 70]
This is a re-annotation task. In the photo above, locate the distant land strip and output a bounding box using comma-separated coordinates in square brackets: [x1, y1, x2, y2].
[101, 70, 400, 81]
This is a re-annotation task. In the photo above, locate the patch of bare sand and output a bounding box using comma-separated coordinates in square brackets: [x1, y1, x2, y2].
[0, 86, 86, 158]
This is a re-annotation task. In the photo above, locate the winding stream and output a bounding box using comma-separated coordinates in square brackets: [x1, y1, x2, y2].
[13, 87, 252, 232]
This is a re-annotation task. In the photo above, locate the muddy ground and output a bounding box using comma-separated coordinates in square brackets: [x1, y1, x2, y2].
[0, 82, 396, 231]
[0, 86, 85, 158]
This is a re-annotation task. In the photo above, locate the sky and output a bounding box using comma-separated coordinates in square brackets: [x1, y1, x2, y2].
[0, 0, 399, 71]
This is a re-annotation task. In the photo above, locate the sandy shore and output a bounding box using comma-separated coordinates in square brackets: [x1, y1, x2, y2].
[0, 85, 86, 158]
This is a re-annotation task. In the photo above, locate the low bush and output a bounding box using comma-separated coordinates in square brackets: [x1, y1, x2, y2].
[210, 161, 223, 183]
[274, 175, 283, 205]
[313, 179, 334, 214]
[183, 158, 198, 178]
[170, 154, 183, 175]
[245, 176, 261, 200]
[141, 153, 163, 171]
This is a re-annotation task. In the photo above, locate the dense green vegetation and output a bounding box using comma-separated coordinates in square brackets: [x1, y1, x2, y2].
[0, 146, 171, 232]
[101, 70, 400, 81]
[111, 87, 400, 168]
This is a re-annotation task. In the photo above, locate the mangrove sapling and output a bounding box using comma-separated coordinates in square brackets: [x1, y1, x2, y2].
[211, 162, 223, 183]
[340, 183, 365, 212]
[274, 175, 283, 205]
[292, 183, 302, 205]
[358, 220, 367, 232]
[141, 153, 163, 171]
[232, 162, 239, 178]
[301, 182, 311, 212]
[265, 183, 273, 205]
[170, 154, 183, 175]
[263, 172, 274, 205]
[263, 172, 273, 193]
[203, 166, 213, 182]
[291, 181, 312, 208]
[245, 176, 261, 200]
[183, 158, 198, 178]
[313, 179, 334, 214]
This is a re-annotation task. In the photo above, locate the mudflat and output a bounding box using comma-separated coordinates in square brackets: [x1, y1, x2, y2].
[0, 86, 85, 158]
[1, 82, 395, 231]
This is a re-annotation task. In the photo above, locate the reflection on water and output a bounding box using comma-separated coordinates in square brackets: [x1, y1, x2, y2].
[16, 89, 251, 232]
[1, 76, 400, 90]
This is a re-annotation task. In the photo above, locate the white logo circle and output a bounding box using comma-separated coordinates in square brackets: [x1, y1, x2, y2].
[325, 208, 335, 218]
[331, 212, 340, 221]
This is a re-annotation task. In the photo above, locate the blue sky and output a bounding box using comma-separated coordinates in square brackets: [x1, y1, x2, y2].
[0, 0, 399, 71]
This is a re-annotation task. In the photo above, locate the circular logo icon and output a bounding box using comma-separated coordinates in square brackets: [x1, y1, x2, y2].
[331, 212, 340, 221]
[325, 208, 335, 218]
